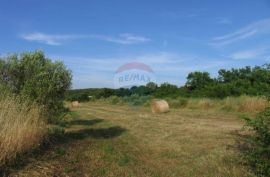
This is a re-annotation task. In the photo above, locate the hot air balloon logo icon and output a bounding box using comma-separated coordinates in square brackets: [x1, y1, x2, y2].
[114, 62, 156, 88]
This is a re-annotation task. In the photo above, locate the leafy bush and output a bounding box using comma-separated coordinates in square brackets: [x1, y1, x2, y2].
[186, 71, 214, 90]
[111, 96, 123, 105]
[242, 108, 270, 176]
[66, 92, 89, 102]
[123, 94, 151, 106]
[166, 97, 188, 108]
[154, 83, 179, 98]
[106, 96, 124, 105]
[0, 51, 72, 122]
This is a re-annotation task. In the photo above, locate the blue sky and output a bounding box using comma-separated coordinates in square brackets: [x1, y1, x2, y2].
[1, 0, 270, 88]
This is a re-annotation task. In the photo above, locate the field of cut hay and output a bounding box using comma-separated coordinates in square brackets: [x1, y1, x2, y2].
[10, 101, 254, 177]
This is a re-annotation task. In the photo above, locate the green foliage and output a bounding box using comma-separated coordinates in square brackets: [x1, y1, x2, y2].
[154, 82, 179, 98]
[146, 82, 158, 90]
[123, 94, 151, 106]
[98, 88, 116, 98]
[66, 92, 89, 102]
[166, 97, 188, 108]
[186, 65, 270, 98]
[242, 108, 270, 176]
[106, 96, 123, 105]
[130, 85, 152, 96]
[186, 71, 214, 90]
[0, 51, 72, 122]
[115, 88, 131, 97]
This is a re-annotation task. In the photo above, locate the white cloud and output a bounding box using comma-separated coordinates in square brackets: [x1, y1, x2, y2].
[212, 18, 270, 45]
[230, 48, 269, 60]
[90, 33, 150, 44]
[21, 32, 150, 45]
[21, 32, 84, 45]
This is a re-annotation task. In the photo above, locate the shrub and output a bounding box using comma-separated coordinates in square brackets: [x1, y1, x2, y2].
[0, 93, 46, 167]
[154, 83, 179, 98]
[166, 97, 188, 108]
[242, 108, 270, 176]
[123, 94, 151, 106]
[110, 96, 123, 105]
[0, 51, 72, 122]
[102, 96, 124, 105]
[66, 92, 89, 102]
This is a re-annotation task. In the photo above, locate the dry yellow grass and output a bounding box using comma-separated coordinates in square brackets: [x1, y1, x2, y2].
[225, 95, 268, 112]
[168, 96, 268, 113]
[0, 94, 46, 166]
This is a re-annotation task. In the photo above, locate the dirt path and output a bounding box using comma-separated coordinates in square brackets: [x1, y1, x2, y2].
[8, 103, 251, 177]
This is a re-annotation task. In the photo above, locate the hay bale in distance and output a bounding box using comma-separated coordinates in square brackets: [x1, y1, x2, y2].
[151, 99, 169, 114]
[71, 101, 80, 108]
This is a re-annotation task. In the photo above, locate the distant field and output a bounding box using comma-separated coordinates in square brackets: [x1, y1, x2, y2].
[11, 102, 252, 177]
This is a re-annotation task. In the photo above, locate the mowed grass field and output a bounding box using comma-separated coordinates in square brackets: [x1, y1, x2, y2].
[10, 102, 252, 177]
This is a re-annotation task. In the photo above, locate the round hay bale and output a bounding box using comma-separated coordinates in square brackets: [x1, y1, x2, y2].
[151, 99, 169, 114]
[71, 101, 80, 108]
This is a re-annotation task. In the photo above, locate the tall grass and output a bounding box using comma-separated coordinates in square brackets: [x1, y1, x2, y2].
[0, 94, 46, 167]
[224, 96, 268, 112]
[167, 95, 268, 112]
[92, 95, 268, 113]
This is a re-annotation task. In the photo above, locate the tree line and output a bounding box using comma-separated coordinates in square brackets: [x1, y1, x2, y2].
[67, 64, 270, 101]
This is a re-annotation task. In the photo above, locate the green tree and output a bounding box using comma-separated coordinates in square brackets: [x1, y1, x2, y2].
[154, 82, 179, 98]
[146, 82, 158, 90]
[186, 71, 213, 90]
[0, 51, 72, 122]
